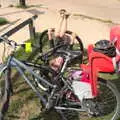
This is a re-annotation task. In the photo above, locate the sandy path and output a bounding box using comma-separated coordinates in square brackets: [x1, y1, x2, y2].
[25, 0, 120, 46]
[1, 0, 120, 46]
[27, 0, 120, 23]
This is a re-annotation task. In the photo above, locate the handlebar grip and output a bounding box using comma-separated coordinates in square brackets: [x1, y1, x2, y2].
[0, 36, 18, 48]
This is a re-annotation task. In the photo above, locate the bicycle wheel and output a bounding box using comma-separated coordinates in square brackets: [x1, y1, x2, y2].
[0, 65, 11, 120]
[56, 78, 120, 120]
[32, 65, 56, 92]
[34, 28, 84, 65]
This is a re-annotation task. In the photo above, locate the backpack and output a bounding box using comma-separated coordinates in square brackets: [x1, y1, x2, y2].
[93, 40, 116, 57]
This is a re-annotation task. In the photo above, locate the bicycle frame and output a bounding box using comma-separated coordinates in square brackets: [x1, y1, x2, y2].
[1, 55, 56, 107]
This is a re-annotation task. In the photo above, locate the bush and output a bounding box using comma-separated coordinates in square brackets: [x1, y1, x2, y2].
[0, 17, 8, 25]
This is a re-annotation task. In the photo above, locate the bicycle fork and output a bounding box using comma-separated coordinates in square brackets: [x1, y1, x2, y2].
[45, 85, 57, 110]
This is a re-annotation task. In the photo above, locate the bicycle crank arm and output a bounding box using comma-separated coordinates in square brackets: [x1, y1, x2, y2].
[54, 106, 86, 112]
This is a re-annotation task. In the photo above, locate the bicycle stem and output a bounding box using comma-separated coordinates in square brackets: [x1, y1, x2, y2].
[61, 55, 70, 73]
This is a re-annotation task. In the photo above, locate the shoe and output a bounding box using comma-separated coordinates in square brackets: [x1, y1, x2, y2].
[64, 13, 70, 19]
[59, 9, 67, 17]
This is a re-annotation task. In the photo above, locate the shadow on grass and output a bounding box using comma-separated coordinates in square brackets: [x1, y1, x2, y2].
[7, 115, 20, 119]
[111, 77, 120, 92]
[99, 72, 120, 91]
[29, 110, 61, 120]
[14, 87, 31, 94]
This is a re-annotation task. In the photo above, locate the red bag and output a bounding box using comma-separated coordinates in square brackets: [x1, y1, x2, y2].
[81, 45, 115, 97]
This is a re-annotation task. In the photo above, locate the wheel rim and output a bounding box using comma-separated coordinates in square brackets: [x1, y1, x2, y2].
[56, 80, 119, 120]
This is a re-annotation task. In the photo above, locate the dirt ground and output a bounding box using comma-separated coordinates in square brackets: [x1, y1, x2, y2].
[0, 0, 120, 63]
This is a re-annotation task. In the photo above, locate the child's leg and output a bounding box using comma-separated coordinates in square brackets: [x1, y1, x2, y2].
[48, 28, 54, 48]
[48, 28, 53, 40]
[55, 10, 65, 37]
[59, 13, 69, 37]
[70, 32, 77, 45]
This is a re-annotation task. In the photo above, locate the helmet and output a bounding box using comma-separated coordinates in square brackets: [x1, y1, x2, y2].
[94, 40, 116, 57]
[95, 40, 114, 49]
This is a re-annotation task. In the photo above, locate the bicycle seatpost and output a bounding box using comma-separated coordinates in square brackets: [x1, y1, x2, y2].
[56, 50, 71, 73]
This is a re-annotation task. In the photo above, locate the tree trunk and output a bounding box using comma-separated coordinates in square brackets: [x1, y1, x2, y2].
[19, 0, 26, 7]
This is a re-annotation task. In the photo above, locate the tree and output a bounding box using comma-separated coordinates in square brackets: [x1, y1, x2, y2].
[19, 0, 26, 7]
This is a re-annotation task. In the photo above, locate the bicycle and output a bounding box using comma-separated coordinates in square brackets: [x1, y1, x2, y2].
[0, 36, 120, 120]
[33, 28, 84, 65]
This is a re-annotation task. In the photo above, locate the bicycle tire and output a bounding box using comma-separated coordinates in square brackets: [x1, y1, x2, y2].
[34, 28, 84, 65]
[0, 65, 11, 120]
[56, 78, 120, 120]
[39, 28, 84, 52]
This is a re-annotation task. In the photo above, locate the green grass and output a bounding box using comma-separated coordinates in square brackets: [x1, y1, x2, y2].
[16, 5, 28, 9]
[5, 70, 42, 120]
[0, 17, 8, 25]
[14, 33, 40, 60]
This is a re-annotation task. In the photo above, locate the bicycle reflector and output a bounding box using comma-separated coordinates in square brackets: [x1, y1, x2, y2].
[25, 42, 32, 53]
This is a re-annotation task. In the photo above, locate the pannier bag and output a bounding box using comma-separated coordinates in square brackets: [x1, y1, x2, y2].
[93, 40, 116, 57]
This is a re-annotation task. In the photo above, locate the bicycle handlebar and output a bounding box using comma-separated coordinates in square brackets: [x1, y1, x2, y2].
[0, 36, 42, 50]
[56, 49, 71, 58]
[0, 36, 37, 51]
[0, 36, 20, 48]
